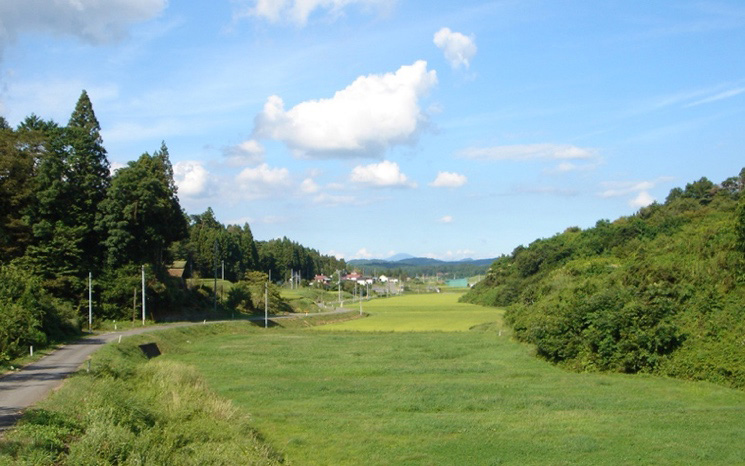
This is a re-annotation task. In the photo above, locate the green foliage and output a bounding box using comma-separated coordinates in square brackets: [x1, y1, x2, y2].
[0, 263, 78, 361]
[464, 168, 745, 388]
[226, 281, 253, 314]
[97, 144, 187, 269]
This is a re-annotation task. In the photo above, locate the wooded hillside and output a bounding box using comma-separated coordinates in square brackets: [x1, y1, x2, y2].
[463, 171, 745, 388]
[0, 92, 344, 362]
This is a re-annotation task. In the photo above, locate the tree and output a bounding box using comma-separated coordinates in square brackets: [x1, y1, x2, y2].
[98, 143, 187, 270]
[0, 122, 35, 260]
[65, 90, 111, 273]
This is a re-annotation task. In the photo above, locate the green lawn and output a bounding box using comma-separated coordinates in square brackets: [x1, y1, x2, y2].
[170, 293, 745, 465]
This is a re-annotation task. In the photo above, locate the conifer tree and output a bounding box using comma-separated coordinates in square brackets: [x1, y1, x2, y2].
[66, 90, 111, 273]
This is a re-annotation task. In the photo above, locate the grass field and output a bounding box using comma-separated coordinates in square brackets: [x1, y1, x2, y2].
[320, 292, 503, 332]
[169, 293, 745, 465]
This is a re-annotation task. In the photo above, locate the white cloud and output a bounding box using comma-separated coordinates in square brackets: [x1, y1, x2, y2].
[430, 171, 467, 188]
[234, 0, 394, 26]
[629, 191, 655, 208]
[0, 0, 167, 46]
[599, 176, 673, 208]
[433, 27, 477, 69]
[300, 177, 320, 194]
[254, 60, 437, 158]
[438, 215, 454, 223]
[460, 143, 596, 161]
[424, 249, 476, 261]
[684, 87, 745, 107]
[109, 161, 127, 175]
[234, 163, 291, 200]
[349, 160, 416, 188]
[223, 139, 265, 167]
[325, 249, 346, 260]
[600, 181, 655, 198]
[173, 161, 216, 199]
[352, 247, 375, 260]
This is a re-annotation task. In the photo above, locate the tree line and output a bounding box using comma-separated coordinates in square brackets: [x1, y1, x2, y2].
[0, 91, 344, 362]
[463, 170, 745, 389]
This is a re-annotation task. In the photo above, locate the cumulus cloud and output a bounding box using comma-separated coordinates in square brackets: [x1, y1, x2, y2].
[254, 60, 437, 159]
[234, 0, 394, 26]
[174, 161, 216, 199]
[430, 171, 467, 188]
[433, 27, 477, 69]
[223, 139, 265, 166]
[460, 143, 596, 161]
[349, 160, 416, 188]
[0, 0, 167, 47]
[234, 163, 291, 200]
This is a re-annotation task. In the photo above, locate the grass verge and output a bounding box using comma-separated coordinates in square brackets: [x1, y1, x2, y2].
[0, 323, 283, 465]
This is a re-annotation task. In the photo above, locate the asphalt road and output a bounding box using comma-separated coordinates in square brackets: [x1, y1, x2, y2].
[0, 308, 356, 435]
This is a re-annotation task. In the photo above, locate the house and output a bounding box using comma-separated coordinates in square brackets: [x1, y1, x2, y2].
[314, 274, 331, 284]
[344, 272, 362, 281]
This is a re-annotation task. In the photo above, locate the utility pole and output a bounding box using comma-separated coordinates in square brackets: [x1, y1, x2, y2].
[88, 272, 92, 332]
[337, 270, 342, 307]
[213, 240, 218, 313]
[141, 265, 146, 325]
[221, 260, 225, 302]
[264, 281, 268, 328]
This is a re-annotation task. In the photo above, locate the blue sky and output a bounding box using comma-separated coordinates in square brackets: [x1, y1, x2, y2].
[2, 1, 744, 261]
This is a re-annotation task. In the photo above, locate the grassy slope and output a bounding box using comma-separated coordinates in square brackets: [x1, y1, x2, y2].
[170, 293, 745, 465]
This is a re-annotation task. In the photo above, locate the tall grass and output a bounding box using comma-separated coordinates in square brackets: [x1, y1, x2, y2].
[0, 324, 282, 465]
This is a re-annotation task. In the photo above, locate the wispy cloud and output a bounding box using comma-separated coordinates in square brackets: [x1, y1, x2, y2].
[459, 143, 597, 161]
[598, 176, 674, 208]
[684, 87, 745, 107]
[232, 0, 395, 27]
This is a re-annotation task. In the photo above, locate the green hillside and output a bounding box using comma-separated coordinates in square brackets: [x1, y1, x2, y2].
[462, 170, 745, 388]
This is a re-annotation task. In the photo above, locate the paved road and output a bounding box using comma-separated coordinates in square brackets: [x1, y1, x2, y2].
[0, 308, 356, 434]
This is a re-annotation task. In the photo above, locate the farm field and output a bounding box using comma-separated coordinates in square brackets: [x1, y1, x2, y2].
[170, 293, 745, 465]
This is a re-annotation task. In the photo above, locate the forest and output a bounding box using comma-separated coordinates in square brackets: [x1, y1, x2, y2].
[0, 91, 345, 362]
[463, 170, 745, 388]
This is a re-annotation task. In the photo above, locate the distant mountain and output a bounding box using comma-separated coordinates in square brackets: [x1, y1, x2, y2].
[347, 256, 496, 276]
[386, 253, 415, 261]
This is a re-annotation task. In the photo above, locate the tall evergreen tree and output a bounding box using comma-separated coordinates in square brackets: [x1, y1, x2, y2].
[98, 143, 187, 270]
[65, 90, 111, 273]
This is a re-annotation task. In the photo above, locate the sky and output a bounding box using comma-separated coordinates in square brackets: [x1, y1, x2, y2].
[1, 0, 744, 261]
